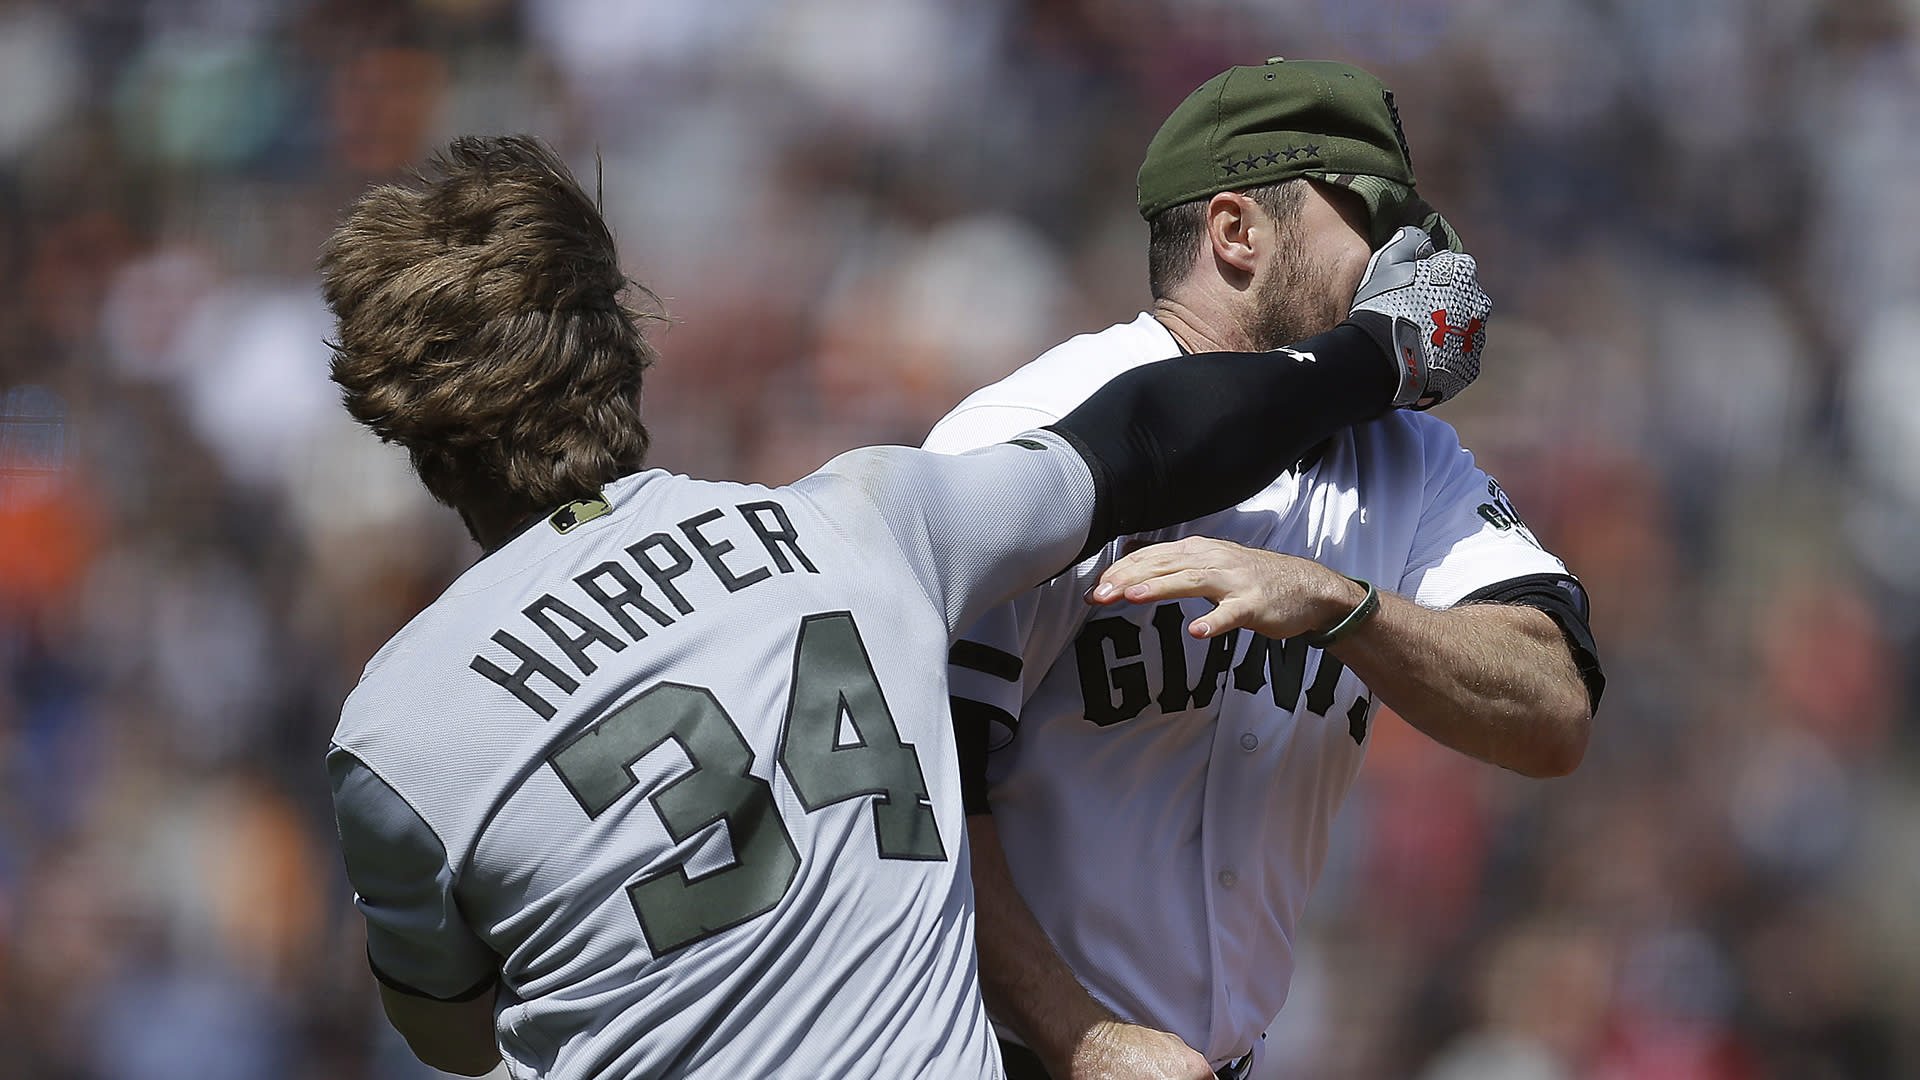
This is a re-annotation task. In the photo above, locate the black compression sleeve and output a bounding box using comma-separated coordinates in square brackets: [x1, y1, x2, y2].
[1047, 321, 1394, 561]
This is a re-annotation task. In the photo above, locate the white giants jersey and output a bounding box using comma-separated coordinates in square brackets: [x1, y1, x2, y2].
[924, 314, 1578, 1066]
[329, 433, 1100, 1080]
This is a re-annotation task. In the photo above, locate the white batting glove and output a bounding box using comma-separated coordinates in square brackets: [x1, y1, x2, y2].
[1348, 225, 1491, 409]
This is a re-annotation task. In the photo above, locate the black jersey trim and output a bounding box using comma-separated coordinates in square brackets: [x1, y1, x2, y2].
[951, 696, 1015, 815]
[1457, 573, 1605, 712]
[367, 949, 500, 1003]
[950, 641, 1024, 682]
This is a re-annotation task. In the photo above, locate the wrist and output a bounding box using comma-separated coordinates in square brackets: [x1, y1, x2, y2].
[1288, 321, 1397, 407]
[1035, 1002, 1124, 1074]
[1341, 310, 1423, 409]
[1340, 309, 1395, 357]
[1300, 574, 1379, 647]
[1056, 1017, 1139, 1080]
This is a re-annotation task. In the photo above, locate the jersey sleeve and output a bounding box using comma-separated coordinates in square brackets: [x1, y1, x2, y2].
[797, 430, 1096, 638]
[925, 402, 1096, 812]
[1397, 421, 1575, 608]
[948, 603, 1034, 813]
[922, 403, 1065, 456]
[328, 745, 500, 1001]
[945, 560, 1106, 812]
[1397, 421, 1605, 709]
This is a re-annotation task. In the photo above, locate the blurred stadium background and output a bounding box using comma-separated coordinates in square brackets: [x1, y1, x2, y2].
[2, 0, 1918, 1077]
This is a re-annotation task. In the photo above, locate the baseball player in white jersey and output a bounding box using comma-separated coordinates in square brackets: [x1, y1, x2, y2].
[318, 136, 1493, 1079]
[925, 62, 1603, 1080]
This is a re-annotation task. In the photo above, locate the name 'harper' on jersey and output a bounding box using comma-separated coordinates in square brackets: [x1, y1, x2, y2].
[470, 499, 819, 719]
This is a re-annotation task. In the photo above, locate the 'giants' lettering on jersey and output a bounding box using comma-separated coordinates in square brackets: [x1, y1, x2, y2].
[470, 500, 819, 719]
[1074, 601, 1372, 744]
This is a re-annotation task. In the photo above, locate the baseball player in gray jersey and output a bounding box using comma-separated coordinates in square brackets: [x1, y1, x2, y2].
[318, 135, 1492, 1079]
[924, 61, 1605, 1080]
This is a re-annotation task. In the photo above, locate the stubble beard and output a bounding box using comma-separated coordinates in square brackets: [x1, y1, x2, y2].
[1244, 224, 1352, 352]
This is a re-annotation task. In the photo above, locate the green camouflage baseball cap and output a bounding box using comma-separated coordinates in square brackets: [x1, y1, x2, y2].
[1136, 57, 1462, 251]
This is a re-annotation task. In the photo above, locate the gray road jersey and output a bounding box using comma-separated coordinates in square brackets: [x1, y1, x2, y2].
[329, 434, 1093, 1080]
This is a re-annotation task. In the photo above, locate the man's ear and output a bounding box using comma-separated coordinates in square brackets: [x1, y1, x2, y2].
[1205, 191, 1262, 280]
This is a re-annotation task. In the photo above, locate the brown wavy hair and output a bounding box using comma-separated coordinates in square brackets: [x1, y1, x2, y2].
[319, 135, 661, 541]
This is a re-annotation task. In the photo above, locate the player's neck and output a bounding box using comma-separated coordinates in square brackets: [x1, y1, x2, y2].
[1151, 298, 1252, 354]
[463, 505, 534, 555]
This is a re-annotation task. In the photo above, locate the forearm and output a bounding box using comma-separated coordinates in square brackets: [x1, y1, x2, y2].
[969, 815, 1116, 1067]
[1090, 541, 1594, 775]
[1049, 322, 1393, 558]
[1328, 585, 1591, 777]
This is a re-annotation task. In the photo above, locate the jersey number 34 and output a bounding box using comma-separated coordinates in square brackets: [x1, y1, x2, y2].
[547, 611, 944, 955]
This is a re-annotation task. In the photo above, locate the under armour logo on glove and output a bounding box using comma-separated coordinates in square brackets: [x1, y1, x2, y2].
[1429, 310, 1484, 357]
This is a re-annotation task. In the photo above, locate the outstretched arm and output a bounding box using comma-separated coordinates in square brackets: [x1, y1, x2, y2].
[1089, 538, 1593, 776]
[1048, 229, 1487, 560]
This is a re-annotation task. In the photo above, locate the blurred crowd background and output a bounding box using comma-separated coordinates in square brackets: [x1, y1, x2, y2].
[1, 0, 1917, 1077]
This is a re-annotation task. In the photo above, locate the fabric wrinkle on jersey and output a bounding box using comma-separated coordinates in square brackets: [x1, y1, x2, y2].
[925, 313, 1582, 1067]
[330, 434, 1096, 1079]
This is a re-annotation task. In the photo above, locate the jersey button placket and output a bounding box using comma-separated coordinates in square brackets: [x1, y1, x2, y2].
[1217, 868, 1238, 889]
[1239, 732, 1259, 751]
